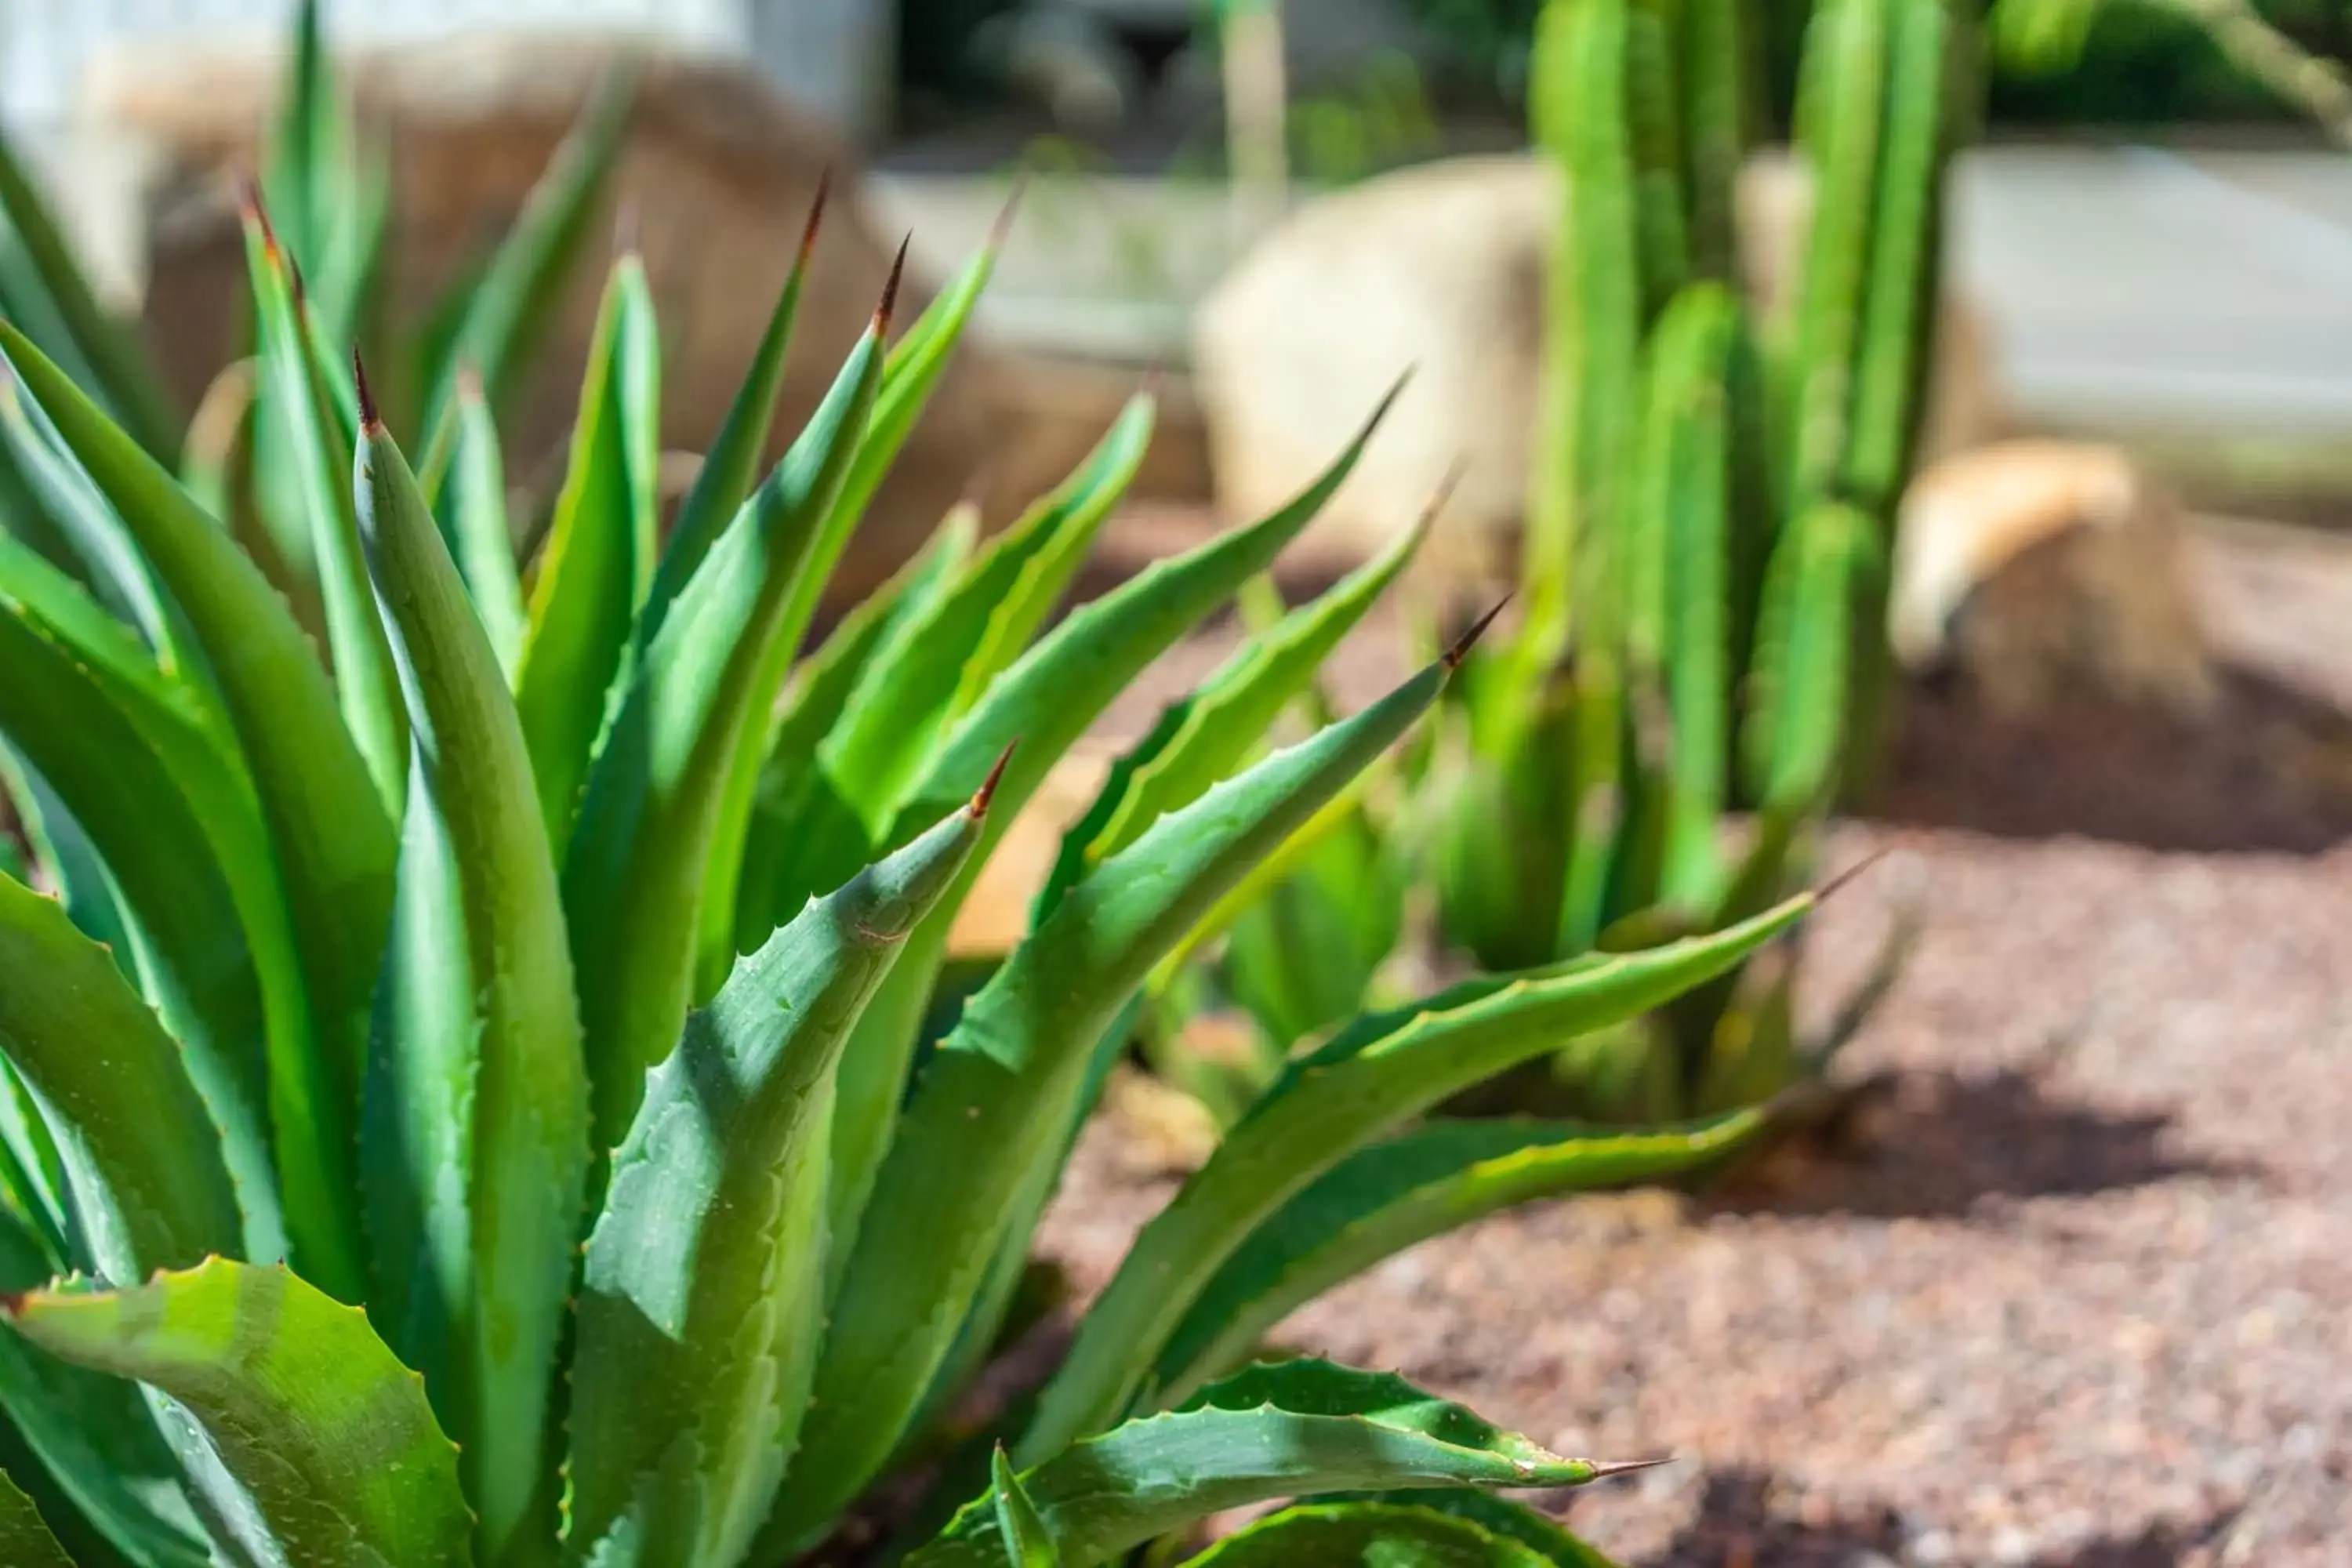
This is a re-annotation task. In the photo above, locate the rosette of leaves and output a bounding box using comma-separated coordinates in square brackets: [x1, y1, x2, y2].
[0, 5, 1818, 1563]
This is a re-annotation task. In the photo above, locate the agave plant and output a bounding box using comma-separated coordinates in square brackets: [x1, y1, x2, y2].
[0, 6, 1824, 1565]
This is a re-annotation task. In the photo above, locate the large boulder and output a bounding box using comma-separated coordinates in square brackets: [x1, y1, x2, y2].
[85, 32, 1005, 604]
[1192, 151, 2001, 579]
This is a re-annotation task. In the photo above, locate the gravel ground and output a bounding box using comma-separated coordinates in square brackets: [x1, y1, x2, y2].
[1030, 517, 2352, 1566]
[1040, 828, 2352, 1565]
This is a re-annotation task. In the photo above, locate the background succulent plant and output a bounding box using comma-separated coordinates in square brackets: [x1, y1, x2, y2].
[1157, 0, 1958, 1130]
[0, 5, 1821, 1563]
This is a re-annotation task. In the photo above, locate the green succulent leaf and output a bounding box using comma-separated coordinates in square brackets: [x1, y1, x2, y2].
[565, 294, 884, 1155]
[989, 1445, 1059, 1568]
[565, 799, 982, 1566]
[1066, 494, 1430, 897]
[0, 597, 288, 1272]
[1177, 1501, 1550, 1566]
[1319, 1489, 1624, 1566]
[0, 132, 179, 466]
[434, 372, 526, 679]
[0, 877, 243, 1279]
[819, 394, 1156, 859]
[1026, 902, 1808, 1452]
[0, 318, 393, 1292]
[1154, 1109, 1765, 1403]
[2, 1258, 474, 1567]
[786, 647, 1447, 1542]
[0, 1204, 215, 1566]
[0, 1465, 73, 1568]
[513, 251, 662, 851]
[638, 183, 827, 648]
[354, 401, 590, 1563]
[814, 384, 1406, 1301]
[244, 199, 409, 815]
[916, 1360, 1635, 1568]
[731, 508, 975, 952]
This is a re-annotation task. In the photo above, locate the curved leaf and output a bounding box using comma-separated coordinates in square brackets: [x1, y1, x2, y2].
[0, 877, 242, 1279]
[1025, 902, 1809, 1454]
[989, 1446, 1058, 1568]
[0, 130, 178, 465]
[639, 181, 827, 647]
[567, 801, 983, 1566]
[513, 252, 662, 849]
[0, 1205, 213, 1567]
[916, 1361, 1633, 1568]
[1064, 495, 1430, 901]
[245, 199, 408, 813]
[565, 296, 884, 1153]
[1179, 1501, 1549, 1566]
[0, 319, 391, 1288]
[816, 386, 1406, 1315]
[434, 372, 525, 678]
[0, 612, 281, 1271]
[1322, 1490, 1622, 1567]
[785, 652, 1448, 1543]
[731, 509, 974, 953]
[1156, 1111, 1764, 1403]
[355, 404, 589, 1563]
[2, 1258, 473, 1566]
[0, 1465, 73, 1568]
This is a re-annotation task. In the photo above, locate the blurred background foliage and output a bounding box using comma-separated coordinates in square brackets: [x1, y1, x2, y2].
[898, 0, 2352, 140]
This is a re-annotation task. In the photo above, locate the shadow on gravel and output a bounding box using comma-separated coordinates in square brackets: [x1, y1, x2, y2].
[1621, 1465, 2238, 1567]
[1873, 665, 2352, 855]
[1708, 1068, 2251, 1221]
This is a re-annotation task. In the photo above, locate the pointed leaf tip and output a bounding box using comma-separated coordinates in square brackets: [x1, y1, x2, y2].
[972, 739, 1018, 816]
[991, 172, 1031, 247]
[353, 347, 380, 430]
[456, 361, 485, 402]
[1586, 1457, 1675, 1480]
[1444, 596, 1509, 670]
[877, 234, 912, 332]
[1817, 846, 1892, 905]
[800, 170, 832, 264]
[236, 173, 276, 248]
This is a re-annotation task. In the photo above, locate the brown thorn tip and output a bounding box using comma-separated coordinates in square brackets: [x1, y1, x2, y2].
[1587, 1457, 1675, 1481]
[615, 197, 642, 258]
[1443, 595, 1510, 671]
[1417, 458, 1469, 532]
[799, 169, 832, 264]
[877, 235, 911, 332]
[456, 361, 485, 401]
[1816, 845, 1893, 906]
[352, 347, 379, 430]
[991, 171, 1031, 247]
[972, 740, 1018, 817]
[238, 175, 281, 256]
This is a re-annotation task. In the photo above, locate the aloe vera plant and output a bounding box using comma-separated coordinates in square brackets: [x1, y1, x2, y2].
[0, 5, 1826, 1563]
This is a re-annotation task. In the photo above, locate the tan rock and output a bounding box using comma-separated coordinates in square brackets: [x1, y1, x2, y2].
[89, 31, 1006, 605]
[1191, 151, 2002, 581]
[1890, 440, 2216, 716]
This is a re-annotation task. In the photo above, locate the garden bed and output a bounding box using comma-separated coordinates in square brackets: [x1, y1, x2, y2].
[1028, 510, 2352, 1566]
